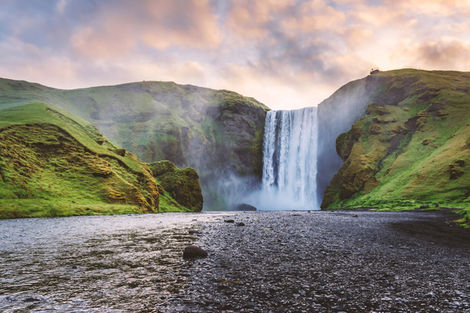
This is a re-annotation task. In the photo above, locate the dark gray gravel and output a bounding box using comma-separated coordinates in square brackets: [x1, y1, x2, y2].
[1, 211, 469, 312]
[161, 210, 470, 313]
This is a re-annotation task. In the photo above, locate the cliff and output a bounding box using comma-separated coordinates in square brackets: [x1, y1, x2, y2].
[0, 79, 269, 209]
[320, 69, 470, 226]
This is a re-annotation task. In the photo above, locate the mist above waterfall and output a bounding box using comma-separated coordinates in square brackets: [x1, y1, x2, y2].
[316, 78, 370, 202]
[253, 107, 319, 210]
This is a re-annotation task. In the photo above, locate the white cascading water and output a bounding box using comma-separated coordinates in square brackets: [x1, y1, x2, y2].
[259, 107, 319, 210]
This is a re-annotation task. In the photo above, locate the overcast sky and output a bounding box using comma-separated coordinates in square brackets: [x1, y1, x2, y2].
[1, 0, 470, 109]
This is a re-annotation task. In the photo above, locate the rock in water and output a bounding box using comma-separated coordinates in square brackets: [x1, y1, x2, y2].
[234, 203, 257, 211]
[224, 219, 235, 223]
[183, 246, 208, 259]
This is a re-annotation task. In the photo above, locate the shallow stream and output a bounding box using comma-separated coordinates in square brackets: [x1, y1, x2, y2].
[0, 213, 226, 312]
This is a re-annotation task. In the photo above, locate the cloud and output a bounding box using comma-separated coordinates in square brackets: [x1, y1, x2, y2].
[222, 1, 354, 89]
[216, 64, 334, 110]
[0, 36, 79, 83]
[1, 0, 470, 109]
[343, 26, 374, 48]
[385, 0, 470, 16]
[281, 0, 347, 33]
[225, 0, 292, 39]
[412, 40, 470, 69]
[71, 0, 221, 59]
[56, 0, 68, 14]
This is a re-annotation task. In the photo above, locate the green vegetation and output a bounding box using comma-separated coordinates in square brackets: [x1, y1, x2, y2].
[149, 160, 203, 212]
[322, 69, 470, 227]
[0, 79, 269, 209]
[0, 201, 145, 219]
[0, 103, 202, 218]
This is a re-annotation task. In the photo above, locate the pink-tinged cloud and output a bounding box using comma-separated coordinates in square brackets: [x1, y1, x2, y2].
[1, 0, 470, 109]
[72, 0, 221, 59]
[281, 1, 346, 33]
[411, 40, 470, 69]
[225, 0, 292, 39]
[385, 0, 470, 15]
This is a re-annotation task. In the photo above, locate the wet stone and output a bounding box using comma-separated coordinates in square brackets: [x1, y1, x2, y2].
[183, 246, 208, 259]
[23, 297, 40, 303]
[2, 211, 470, 313]
[164, 210, 470, 313]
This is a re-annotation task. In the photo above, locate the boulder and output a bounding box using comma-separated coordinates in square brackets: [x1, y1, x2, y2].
[234, 203, 257, 211]
[183, 245, 208, 259]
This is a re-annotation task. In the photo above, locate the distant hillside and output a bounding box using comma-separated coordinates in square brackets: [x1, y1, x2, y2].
[0, 103, 202, 218]
[320, 69, 470, 226]
[0, 79, 269, 209]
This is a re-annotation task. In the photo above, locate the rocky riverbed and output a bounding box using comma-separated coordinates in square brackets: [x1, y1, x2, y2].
[1, 211, 469, 312]
[162, 210, 470, 313]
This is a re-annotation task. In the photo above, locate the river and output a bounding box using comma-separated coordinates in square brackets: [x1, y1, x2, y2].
[1, 211, 469, 312]
[0, 212, 228, 312]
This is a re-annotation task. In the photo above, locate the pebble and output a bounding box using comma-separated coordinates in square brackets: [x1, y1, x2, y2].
[165, 211, 470, 312]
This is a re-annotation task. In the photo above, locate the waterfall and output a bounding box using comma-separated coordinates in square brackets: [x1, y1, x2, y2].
[259, 107, 319, 210]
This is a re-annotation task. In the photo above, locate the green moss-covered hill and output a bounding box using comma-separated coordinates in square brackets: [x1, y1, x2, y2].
[149, 160, 203, 212]
[322, 69, 470, 226]
[0, 103, 202, 218]
[0, 79, 269, 209]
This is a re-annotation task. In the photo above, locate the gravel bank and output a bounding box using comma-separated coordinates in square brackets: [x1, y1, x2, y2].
[161, 211, 470, 313]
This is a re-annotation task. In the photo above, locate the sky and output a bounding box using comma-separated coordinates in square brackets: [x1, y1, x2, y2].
[1, 0, 470, 109]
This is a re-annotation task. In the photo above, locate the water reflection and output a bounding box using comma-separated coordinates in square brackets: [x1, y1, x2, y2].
[0, 213, 221, 312]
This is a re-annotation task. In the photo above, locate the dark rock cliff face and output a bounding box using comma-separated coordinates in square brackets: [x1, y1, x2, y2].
[0, 80, 269, 210]
[199, 96, 268, 208]
[320, 69, 470, 221]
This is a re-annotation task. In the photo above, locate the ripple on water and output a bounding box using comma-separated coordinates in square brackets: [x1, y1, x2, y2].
[0, 213, 222, 312]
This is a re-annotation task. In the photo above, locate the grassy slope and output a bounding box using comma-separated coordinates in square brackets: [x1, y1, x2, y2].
[322, 69, 470, 227]
[0, 103, 194, 218]
[0, 79, 269, 209]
